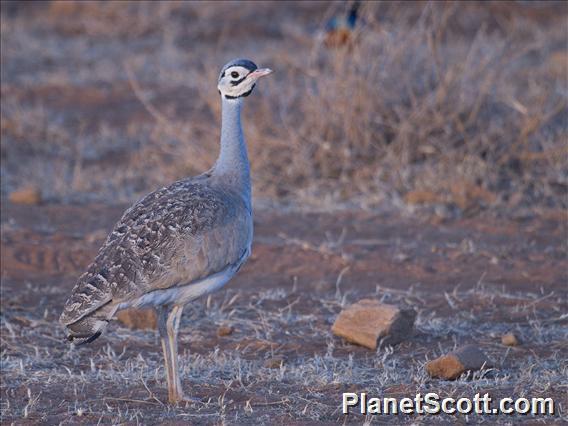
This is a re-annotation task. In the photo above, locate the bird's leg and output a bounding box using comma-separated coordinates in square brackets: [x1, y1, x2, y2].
[157, 304, 185, 403]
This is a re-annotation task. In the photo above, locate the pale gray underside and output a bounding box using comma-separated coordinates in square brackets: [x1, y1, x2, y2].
[119, 246, 250, 310]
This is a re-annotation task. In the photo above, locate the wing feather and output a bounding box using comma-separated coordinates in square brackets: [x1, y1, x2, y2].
[60, 178, 251, 326]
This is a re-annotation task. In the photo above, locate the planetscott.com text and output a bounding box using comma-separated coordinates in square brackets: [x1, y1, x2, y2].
[342, 392, 555, 416]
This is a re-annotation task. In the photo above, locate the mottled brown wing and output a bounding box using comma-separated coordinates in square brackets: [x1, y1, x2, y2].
[60, 179, 250, 326]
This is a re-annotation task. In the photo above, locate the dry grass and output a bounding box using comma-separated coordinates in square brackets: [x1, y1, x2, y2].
[1, 3, 566, 423]
[1, 201, 566, 422]
[1, 281, 566, 423]
[1, 1, 566, 214]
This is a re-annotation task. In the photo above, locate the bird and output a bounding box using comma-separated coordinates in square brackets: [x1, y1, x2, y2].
[324, 1, 361, 48]
[59, 58, 273, 404]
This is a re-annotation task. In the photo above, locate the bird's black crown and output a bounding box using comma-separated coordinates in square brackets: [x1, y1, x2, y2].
[220, 59, 258, 78]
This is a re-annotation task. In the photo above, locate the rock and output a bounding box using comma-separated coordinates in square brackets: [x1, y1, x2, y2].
[264, 356, 286, 369]
[501, 332, 520, 346]
[217, 324, 234, 337]
[549, 50, 567, 78]
[116, 308, 157, 330]
[426, 345, 490, 380]
[314, 280, 334, 292]
[404, 190, 441, 205]
[331, 299, 416, 350]
[325, 28, 353, 48]
[450, 180, 496, 211]
[393, 252, 411, 263]
[85, 229, 109, 244]
[9, 186, 42, 205]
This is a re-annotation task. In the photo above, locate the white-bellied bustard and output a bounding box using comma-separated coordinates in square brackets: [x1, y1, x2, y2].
[60, 59, 273, 403]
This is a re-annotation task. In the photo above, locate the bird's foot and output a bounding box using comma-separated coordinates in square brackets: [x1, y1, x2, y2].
[168, 390, 203, 405]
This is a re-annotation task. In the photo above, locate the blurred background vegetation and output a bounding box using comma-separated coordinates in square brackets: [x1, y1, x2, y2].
[1, 1, 566, 217]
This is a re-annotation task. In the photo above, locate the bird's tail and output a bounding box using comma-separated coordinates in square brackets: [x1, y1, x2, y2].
[64, 302, 115, 345]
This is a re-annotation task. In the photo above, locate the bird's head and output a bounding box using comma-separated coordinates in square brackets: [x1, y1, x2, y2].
[217, 59, 273, 100]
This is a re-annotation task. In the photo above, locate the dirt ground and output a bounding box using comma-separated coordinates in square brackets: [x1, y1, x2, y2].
[1, 202, 566, 424]
[1, 1, 567, 424]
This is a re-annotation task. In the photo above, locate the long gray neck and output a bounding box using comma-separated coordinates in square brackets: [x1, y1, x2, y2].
[213, 97, 251, 204]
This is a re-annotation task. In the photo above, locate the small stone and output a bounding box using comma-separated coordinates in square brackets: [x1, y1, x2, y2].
[404, 190, 440, 205]
[549, 50, 568, 78]
[314, 280, 334, 292]
[331, 299, 416, 350]
[393, 252, 411, 262]
[85, 229, 109, 244]
[501, 332, 520, 346]
[264, 356, 285, 369]
[217, 324, 234, 337]
[426, 345, 490, 380]
[116, 308, 157, 330]
[9, 186, 42, 205]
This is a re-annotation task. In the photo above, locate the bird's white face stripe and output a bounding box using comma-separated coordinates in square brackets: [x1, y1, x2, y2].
[222, 66, 252, 84]
[218, 65, 259, 99]
[217, 61, 272, 99]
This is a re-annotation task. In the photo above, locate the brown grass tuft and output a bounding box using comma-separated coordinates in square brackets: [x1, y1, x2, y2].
[1, 1, 566, 214]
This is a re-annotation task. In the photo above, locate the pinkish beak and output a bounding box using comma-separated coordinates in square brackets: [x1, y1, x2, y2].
[247, 68, 273, 79]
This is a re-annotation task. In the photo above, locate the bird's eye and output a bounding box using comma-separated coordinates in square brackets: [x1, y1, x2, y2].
[231, 71, 239, 78]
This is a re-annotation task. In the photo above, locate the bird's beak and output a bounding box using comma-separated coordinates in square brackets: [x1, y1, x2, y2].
[247, 68, 273, 79]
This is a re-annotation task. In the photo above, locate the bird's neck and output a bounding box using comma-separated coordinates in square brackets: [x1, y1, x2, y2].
[214, 97, 251, 203]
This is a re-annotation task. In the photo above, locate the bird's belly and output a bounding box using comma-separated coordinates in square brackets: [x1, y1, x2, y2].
[119, 247, 249, 310]
[124, 270, 233, 308]
[172, 214, 252, 288]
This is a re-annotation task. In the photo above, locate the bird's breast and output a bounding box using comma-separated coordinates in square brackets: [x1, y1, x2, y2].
[176, 207, 252, 284]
